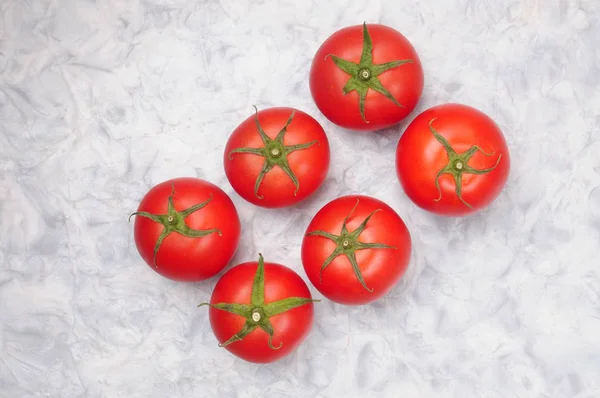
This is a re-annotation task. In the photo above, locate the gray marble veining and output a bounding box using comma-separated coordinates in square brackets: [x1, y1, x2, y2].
[1, 0, 600, 397]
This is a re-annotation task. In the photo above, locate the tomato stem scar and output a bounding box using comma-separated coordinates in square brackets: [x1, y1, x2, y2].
[305, 199, 396, 292]
[359, 68, 371, 81]
[428, 117, 503, 208]
[198, 253, 319, 350]
[227, 106, 318, 199]
[325, 22, 414, 123]
[128, 184, 222, 268]
[252, 311, 261, 322]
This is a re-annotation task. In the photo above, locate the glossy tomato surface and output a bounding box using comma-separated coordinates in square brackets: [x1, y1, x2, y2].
[224, 107, 330, 208]
[310, 23, 423, 131]
[207, 260, 315, 363]
[396, 103, 510, 216]
[132, 177, 241, 281]
[301, 195, 411, 305]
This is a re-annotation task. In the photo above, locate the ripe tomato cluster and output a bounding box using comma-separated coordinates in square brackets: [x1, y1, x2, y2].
[129, 22, 510, 364]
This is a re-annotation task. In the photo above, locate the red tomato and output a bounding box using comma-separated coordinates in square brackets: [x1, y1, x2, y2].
[301, 195, 411, 305]
[395, 103, 510, 216]
[199, 254, 317, 363]
[130, 177, 241, 281]
[309, 22, 424, 132]
[224, 106, 330, 208]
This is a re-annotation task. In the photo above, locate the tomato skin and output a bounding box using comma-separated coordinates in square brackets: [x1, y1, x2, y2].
[223, 107, 330, 208]
[301, 195, 411, 305]
[310, 23, 424, 131]
[395, 103, 510, 217]
[208, 261, 315, 363]
[132, 177, 241, 281]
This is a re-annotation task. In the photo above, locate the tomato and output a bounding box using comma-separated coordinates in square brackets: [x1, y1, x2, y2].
[301, 195, 411, 305]
[223, 106, 330, 208]
[309, 22, 424, 132]
[395, 103, 510, 216]
[129, 177, 241, 281]
[199, 254, 317, 363]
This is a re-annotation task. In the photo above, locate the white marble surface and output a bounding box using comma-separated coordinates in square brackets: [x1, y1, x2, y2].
[1, 0, 599, 397]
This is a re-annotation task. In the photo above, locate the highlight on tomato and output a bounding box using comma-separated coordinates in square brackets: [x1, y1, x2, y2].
[223, 106, 330, 208]
[301, 195, 412, 305]
[199, 254, 318, 363]
[129, 177, 241, 281]
[309, 22, 424, 132]
[395, 103, 510, 217]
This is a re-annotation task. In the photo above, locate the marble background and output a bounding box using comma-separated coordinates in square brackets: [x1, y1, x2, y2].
[1, 0, 599, 397]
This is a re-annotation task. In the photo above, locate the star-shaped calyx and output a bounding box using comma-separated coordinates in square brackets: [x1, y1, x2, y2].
[128, 184, 221, 267]
[428, 118, 503, 208]
[228, 106, 318, 199]
[326, 22, 414, 123]
[305, 199, 396, 292]
[198, 254, 318, 349]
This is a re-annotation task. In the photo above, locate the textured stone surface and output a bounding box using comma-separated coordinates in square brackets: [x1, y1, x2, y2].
[1, 0, 599, 396]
